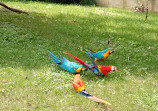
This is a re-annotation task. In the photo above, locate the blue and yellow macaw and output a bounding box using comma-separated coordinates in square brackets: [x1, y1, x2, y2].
[72, 74, 111, 105]
[82, 48, 114, 61]
[64, 52, 116, 77]
[48, 51, 85, 74]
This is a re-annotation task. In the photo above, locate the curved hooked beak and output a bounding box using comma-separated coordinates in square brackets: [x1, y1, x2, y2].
[109, 50, 114, 54]
[81, 67, 88, 71]
[111, 65, 116, 71]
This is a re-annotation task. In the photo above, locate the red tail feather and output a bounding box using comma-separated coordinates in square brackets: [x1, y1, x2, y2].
[64, 52, 90, 69]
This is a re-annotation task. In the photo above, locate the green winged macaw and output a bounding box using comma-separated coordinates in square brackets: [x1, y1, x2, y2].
[72, 74, 111, 105]
[48, 51, 86, 74]
[64, 52, 116, 77]
[82, 48, 114, 61]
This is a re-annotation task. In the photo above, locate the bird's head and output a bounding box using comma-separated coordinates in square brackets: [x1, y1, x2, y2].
[76, 67, 83, 73]
[111, 65, 117, 71]
[109, 50, 114, 54]
[98, 65, 116, 75]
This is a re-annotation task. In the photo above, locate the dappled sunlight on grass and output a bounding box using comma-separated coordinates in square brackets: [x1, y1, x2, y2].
[0, 0, 158, 110]
[0, 66, 157, 110]
[0, 66, 75, 110]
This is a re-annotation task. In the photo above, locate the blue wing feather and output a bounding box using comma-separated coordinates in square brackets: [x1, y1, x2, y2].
[82, 51, 95, 58]
[60, 55, 69, 63]
[48, 51, 61, 64]
[49, 51, 84, 73]
[89, 51, 95, 58]
[88, 54, 98, 70]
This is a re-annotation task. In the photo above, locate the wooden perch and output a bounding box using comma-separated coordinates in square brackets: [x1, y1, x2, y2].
[0, 2, 28, 14]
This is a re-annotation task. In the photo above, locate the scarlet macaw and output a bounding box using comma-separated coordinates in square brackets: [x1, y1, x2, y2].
[72, 74, 111, 105]
[49, 51, 85, 74]
[64, 52, 116, 77]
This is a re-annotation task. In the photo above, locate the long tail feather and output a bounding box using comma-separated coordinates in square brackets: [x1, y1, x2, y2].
[72, 74, 111, 105]
[87, 54, 98, 70]
[82, 50, 95, 58]
[89, 95, 111, 105]
[64, 52, 91, 69]
[80, 90, 111, 105]
[81, 50, 89, 55]
[48, 51, 61, 63]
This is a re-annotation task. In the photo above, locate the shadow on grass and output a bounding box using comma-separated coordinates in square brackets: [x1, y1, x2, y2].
[0, 6, 157, 80]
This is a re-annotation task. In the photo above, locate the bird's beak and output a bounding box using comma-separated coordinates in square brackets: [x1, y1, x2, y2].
[111, 66, 116, 71]
[81, 67, 87, 71]
[109, 50, 114, 54]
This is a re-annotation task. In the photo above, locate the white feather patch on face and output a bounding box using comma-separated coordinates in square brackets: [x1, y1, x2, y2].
[111, 66, 116, 71]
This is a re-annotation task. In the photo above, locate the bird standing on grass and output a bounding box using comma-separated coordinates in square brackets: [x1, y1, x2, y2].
[64, 52, 116, 77]
[82, 48, 114, 61]
[72, 74, 111, 105]
[49, 51, 85, 74]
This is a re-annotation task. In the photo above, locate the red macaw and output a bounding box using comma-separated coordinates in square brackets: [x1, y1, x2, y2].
[64, 52, 116, 77]
[72, 74, 111, 105]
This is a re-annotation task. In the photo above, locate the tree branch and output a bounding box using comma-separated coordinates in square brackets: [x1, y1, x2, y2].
[0, 2, 28, 14]
[145, 0, 149, 22]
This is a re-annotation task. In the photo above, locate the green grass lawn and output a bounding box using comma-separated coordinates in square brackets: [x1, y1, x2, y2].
[0, 0, 158, 111]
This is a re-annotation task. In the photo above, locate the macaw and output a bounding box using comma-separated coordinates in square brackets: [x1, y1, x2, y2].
[82, 48, 114, 61]
[48, 51, 85, 74]
[72, 74, 111, 105]
[64, 52, 116, 77]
